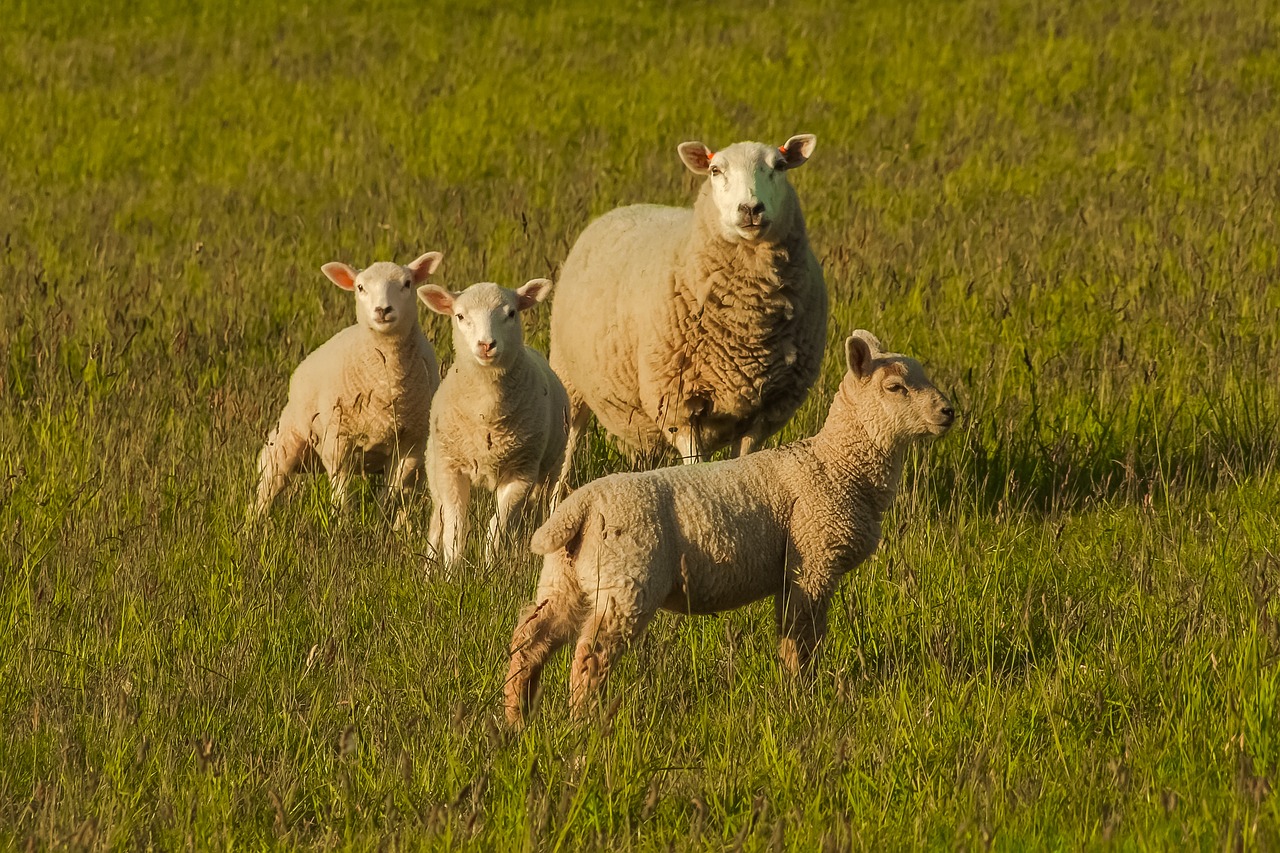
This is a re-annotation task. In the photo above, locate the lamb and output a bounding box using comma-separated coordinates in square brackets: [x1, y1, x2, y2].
[503, 330, 956, 726]
[419, 279, 570, 564]
[253, 252, 443, 519]
[549, 134, 827, 499]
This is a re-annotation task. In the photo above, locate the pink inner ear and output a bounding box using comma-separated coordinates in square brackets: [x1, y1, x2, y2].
[419, 287, 454, 315]
[322, 263, 358, 291]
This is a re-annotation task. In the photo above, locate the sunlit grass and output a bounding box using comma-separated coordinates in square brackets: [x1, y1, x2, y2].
[2, 0, 1279, 847]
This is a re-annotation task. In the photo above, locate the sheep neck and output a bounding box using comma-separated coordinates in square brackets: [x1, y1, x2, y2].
[357, 325, 423, 380]
[809, 381, 909, 515]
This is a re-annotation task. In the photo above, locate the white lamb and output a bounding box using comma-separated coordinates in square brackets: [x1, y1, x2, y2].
[549, 134, 827, 498]
[504, 330, 955, 726]
[253, 252, 443, 518]
[419, 279, 570, 564]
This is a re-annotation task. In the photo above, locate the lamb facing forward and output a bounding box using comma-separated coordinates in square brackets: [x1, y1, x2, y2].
[504, 331, 955, 726]
[419, 279, 570, 564]
[549, 134, 827, 498]
[253, 252, 443, 518]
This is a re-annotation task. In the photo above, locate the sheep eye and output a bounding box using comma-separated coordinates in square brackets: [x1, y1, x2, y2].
[454, 313, 464, 321]
[773, 159, 787, 171]
[506, 308, 516, 318]
[357, 284, 365, 293]
[710, 165, 722, 177]
[886, 382, 907, 395]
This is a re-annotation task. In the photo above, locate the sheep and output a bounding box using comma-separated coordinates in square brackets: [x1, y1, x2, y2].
[503, 330, 955, 726]
[548, 134, 827, 499]
[253, 252, 443, 520]
[418, 279, 570, 565]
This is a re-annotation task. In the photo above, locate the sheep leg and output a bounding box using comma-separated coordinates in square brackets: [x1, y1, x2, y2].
[550, 398, 592, 508]
[730, 423, 769, 459]
[569, 601, 648, 720]
[253, 426, 305, 516]
[672, 426, 709, 465]
[504, 582, 582, 727]
[486, 478, 534, 562]
[429, 464, 471, 565]
[382, 449, 423, 530]
[775, 583, 831, 676]
[317, 430, 355, 513]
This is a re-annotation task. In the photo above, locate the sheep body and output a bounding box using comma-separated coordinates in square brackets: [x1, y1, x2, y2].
[420, 279, 569, 563]
[505, 331, 955, 725]
[550, 136, 827, 492]
[254, 254, 442, 517]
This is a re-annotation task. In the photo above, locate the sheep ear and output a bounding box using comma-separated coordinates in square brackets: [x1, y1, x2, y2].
[778, 134, 816, 170]
[845, 333, 876, 379]
[322, 262, 359, 291]
[678, 142, 715, 175]
[407, 251, 442, 282]
[515, 278, 553, 311]
[417, 284, 455, 315]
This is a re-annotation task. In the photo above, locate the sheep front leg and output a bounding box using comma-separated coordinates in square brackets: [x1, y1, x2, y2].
[486, 478, 534, 562]
[428, 459, 471, 565]
[775, 583, 831, 676]
[672, 426, 710, 465]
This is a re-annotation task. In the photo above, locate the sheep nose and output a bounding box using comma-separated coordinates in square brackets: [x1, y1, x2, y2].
[739, 201, 765, 217]
[477, 340, 496, 354]
[940, 406, 955, 422]
[374, 306, 393, 321]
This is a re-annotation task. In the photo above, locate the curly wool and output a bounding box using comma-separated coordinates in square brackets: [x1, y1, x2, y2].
[551, 179, 826, 461]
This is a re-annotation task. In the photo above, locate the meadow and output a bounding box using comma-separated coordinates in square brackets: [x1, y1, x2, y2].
[3, 0, 1279, 847]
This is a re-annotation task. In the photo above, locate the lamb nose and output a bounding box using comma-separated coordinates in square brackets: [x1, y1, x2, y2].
[941, 406, 955, 419]
[739, 202, 765, 217]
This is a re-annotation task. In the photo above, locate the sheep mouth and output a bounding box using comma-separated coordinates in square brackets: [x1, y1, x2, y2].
[734, 220, 771, 240]
[926, 417, 955, 435]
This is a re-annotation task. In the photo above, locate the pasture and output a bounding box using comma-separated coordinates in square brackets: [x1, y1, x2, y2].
[3, 0, 1279, 847]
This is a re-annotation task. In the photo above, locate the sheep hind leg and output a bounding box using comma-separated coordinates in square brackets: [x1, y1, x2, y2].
[253, 427, 306, 517]
[504, 582, 583, 728]
[569, 601, 651, 720]
[550, 396, 592, 509]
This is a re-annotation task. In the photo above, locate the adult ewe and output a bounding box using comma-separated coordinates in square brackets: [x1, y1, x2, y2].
[253, 252, 442, 519]
[504, 331, 955, 726]
[550, 134, 826, 497]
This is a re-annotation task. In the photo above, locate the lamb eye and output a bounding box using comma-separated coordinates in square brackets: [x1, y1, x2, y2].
[506, 308, 516, 318]
[887, 382, 907, 395]
[454, 313, 464, 321]
[357, 284, 365, 293]
[710, 165, 722, 177]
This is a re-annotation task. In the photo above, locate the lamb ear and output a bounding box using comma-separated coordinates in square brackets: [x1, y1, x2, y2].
[515, 278, 553, 311]
[845, 333, 876, 379]
[778, 134, 816, 169]
[417, 284, 455, 315]
[321, 262, 359, 291]
[407, 251, 442, 282]
[677, 141, 715, 175]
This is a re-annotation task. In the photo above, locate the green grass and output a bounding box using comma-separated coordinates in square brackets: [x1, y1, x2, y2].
[3, 0, 1280, 847]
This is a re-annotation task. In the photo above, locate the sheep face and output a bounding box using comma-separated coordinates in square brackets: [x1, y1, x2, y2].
[321, 252, 442, 335]
[844, 330, 956, 443]
[419, 279, 552, 368]
[678, 135, 816, 243]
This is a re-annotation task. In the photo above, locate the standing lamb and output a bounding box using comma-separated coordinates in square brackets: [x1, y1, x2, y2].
[549, 134, 827, 498]
[504, 331, 955, 726]
[419, 279, 570, 565]
[253, 252, 443, 519]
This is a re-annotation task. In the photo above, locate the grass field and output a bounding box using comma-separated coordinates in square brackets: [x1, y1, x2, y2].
[4, 0, 1280, 847]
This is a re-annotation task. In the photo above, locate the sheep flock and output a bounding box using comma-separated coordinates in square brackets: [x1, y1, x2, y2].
[254, 135, 957, 724]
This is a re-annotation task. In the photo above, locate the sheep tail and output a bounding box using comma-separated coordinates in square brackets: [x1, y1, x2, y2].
[529, 492, 590, 556]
